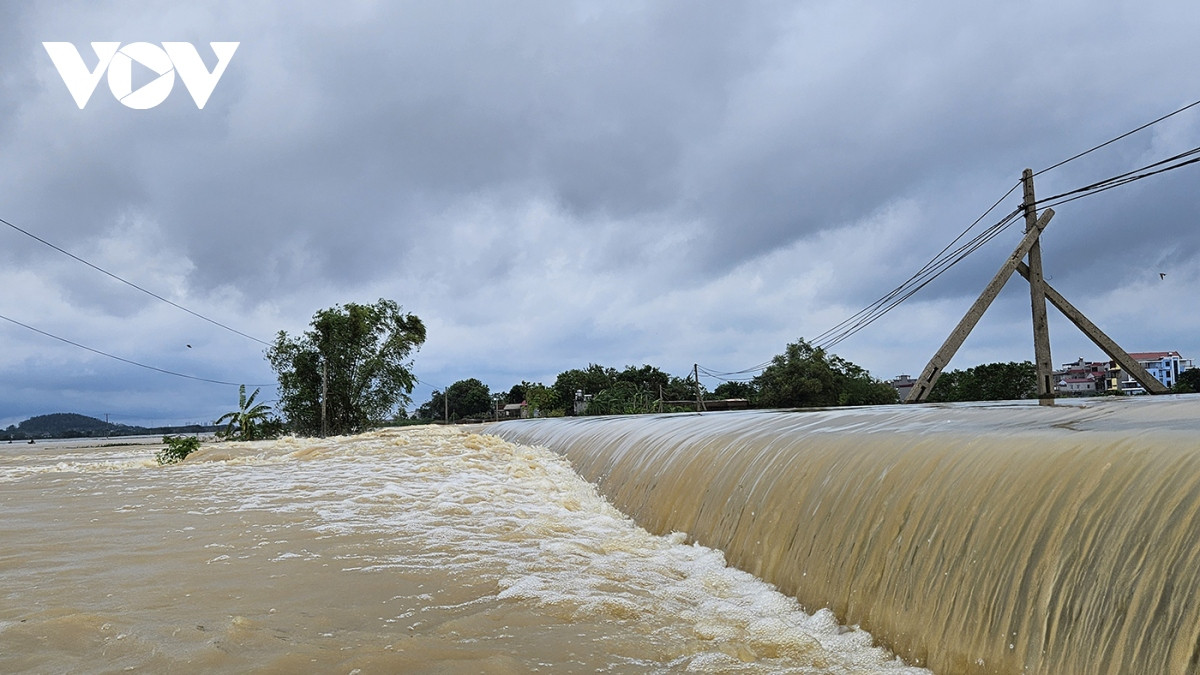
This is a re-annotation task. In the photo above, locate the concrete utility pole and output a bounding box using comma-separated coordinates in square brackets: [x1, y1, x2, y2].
[906, 167, 1171, 403]
[1015, 262, 1168, 394]
[1023, 169, 1055, 401]
[904, 207, 1054, 403]
[693, 364, 707, 412]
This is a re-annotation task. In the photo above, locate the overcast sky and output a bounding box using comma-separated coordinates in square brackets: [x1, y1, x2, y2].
[2, 1, 1198, 427]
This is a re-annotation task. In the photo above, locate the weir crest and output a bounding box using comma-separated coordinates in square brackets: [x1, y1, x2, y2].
[494, 396, 1200, 674]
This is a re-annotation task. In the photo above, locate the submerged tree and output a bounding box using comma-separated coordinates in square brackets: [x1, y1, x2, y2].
[267, 299, 426, 436]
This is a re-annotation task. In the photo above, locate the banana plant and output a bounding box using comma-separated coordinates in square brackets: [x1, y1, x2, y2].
[215, 384, 271, 441]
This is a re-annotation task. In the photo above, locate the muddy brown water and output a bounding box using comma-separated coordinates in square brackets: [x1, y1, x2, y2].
[495, 396, 1200, 674]
[1, 426, 924, 673]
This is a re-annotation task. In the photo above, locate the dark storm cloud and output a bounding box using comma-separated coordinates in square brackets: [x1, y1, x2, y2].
[2, 0, 1199, 425]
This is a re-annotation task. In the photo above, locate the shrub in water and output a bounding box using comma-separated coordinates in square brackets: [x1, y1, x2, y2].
[156, 435, 200, 465]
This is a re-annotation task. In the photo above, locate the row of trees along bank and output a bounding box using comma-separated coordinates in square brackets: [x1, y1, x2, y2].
[219, 298, 1118, 440]
[412, 338, 901, 421]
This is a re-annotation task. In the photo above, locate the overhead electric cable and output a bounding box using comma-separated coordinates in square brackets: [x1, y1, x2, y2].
[1035, 97, 1200, 176]
[1, 216, 271, 346]
[1034, 145, 1200, 209]
[812, 199, 1026, 351]
[0, 311, 271, 387]
[698, 98, 1200, 380]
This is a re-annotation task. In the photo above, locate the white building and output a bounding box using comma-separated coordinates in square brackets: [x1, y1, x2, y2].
[1108, 351, 1195, 394]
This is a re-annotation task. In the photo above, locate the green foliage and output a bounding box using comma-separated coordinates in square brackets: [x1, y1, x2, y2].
[156, 435, 200, 465]
[522, 382, 563, 417]
[585, 380, 659, 415]
[927, 361, 1037, 402]
[1173, 368, 1200, 393]
[267, 299, 426, 436]
[446, 378, 492, 419]
[415, 391, 442, 420]
[215, 385, 276, 441]
[416, 379, 493, 421]
[553, 364, 618, 415]
[711, 380, 757, 401]
[752, 339, 897, 408]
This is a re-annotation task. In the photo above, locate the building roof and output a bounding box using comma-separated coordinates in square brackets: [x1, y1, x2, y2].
[1128, 351, 1183, 360]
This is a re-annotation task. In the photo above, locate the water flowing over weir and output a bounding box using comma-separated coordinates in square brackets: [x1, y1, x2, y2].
[1, 427, 927, 673]
[493, 396, 1200, 674]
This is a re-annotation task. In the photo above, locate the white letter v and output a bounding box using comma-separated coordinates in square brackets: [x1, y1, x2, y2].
[43, 42, 120, 109]
[164, 42, 239, 109]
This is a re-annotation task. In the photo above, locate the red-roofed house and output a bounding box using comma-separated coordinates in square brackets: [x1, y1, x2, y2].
[1107, 351, 1195, 394]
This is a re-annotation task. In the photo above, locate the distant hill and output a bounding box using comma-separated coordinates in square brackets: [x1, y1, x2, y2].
[2, 413, 215, 441]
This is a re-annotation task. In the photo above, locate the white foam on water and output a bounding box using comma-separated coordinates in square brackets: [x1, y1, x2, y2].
[167, 426, 928, 672]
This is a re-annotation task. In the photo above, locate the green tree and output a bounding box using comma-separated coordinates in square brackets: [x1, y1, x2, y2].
[710, 380, 757, 402]
[446, 378, 492, 419]
[553, 364, 618, 415]
[267, 299, 426, 436]
[215, 384, 274, 441]
[523, 382, 563, 417]
[614, 365, 669, 392]
[753, 338, 897, 408]
[415, 390, 445, 420]
[1172, 368, 1200, 393]
[927, 361, 1037, 402]
[585, 380, 658, 415]
[416, 379, 492, 420]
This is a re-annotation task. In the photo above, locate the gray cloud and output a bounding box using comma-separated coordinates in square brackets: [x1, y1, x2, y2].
[2, 0, 1199, 426]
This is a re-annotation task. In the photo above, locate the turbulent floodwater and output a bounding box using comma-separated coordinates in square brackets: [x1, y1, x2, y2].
[0, 426, 925, 673]
[495, 397, 1200, 674]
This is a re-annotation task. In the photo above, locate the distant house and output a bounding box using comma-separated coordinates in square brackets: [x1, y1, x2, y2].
[1053, 357, 1107, 396]
[891, 375, 917, 401]
[1107, 351, 1194, 394]
[500, 402, 527, 419]
[1057, 375, 1100, 395]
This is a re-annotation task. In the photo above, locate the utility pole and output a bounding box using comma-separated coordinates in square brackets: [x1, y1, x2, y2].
[321, 361, 328, 438]
[906, 166, 1169, 403]
[444, 389, 449, 424]
[1023, 169, 1055, 401]
[905, 207, 1054, 402]
[693, 364, 707, 412]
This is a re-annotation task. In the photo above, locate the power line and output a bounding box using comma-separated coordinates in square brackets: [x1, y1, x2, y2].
[0, 216, 271, 346]
[691, 98, 1200, 382]
[0, 311, 271, 387]
[1035, 97, 1200, 176]
[813, 110, 1200, 353]
[1034, 145, 1200, 209]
